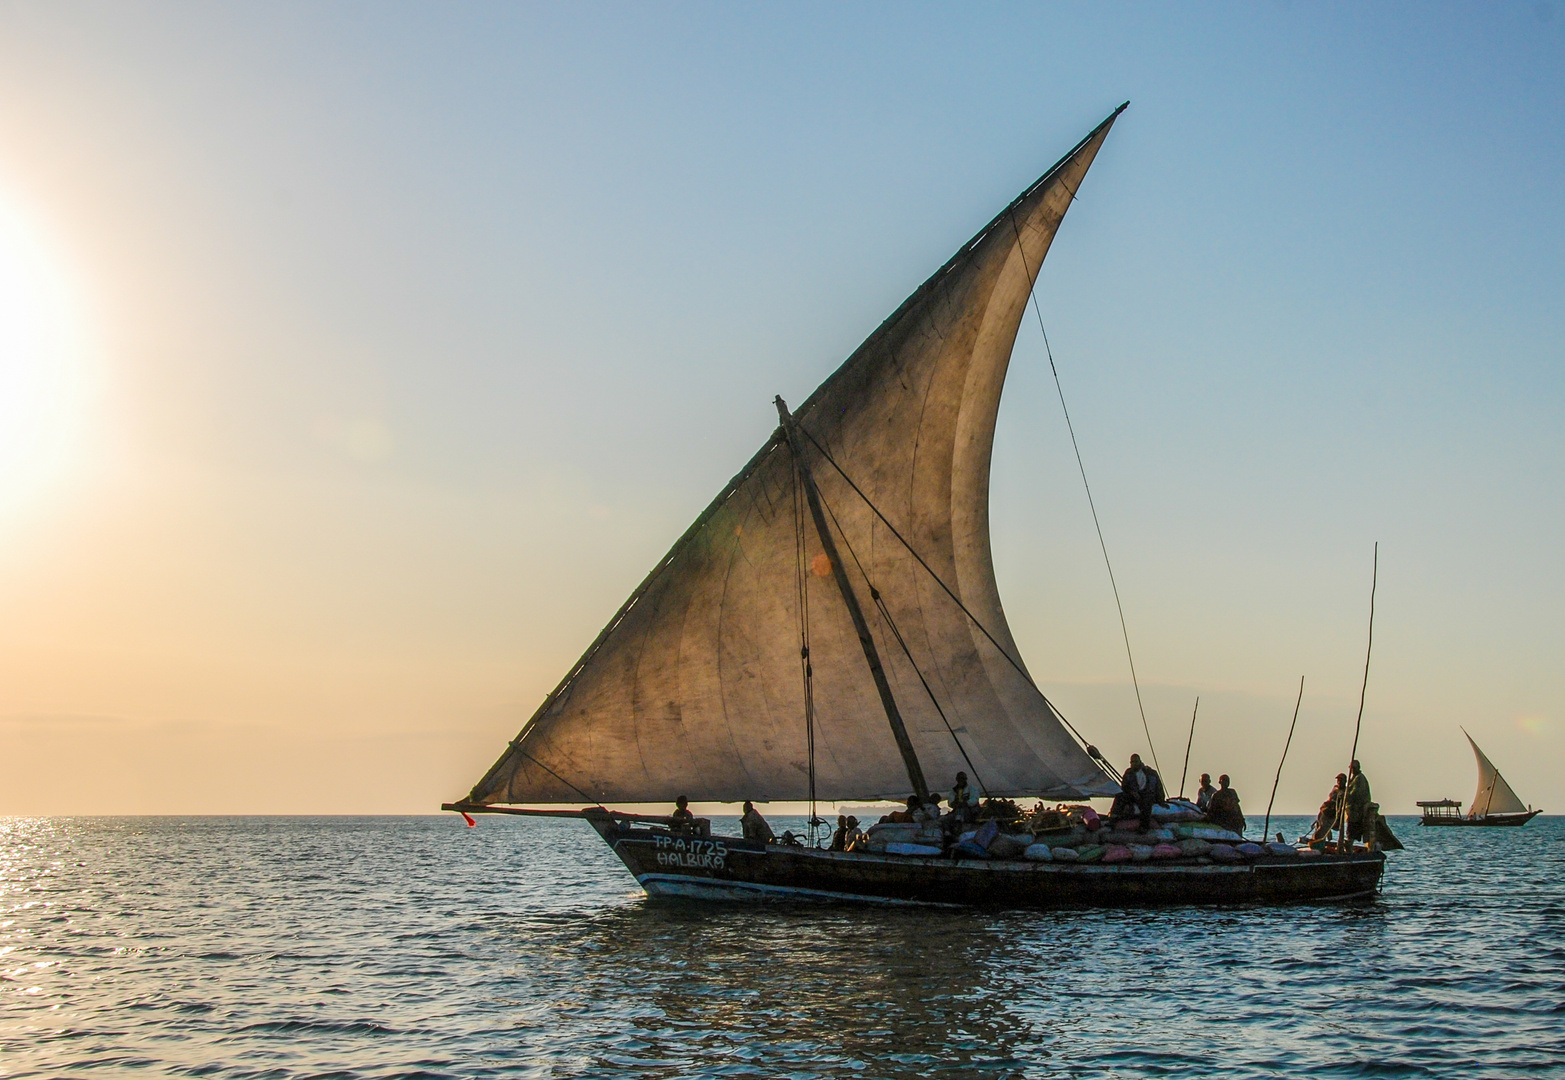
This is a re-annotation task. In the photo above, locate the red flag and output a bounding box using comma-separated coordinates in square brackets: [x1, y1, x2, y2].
[461, 812, 477, 827]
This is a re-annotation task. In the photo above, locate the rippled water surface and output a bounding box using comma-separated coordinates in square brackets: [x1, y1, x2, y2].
[4, 815, 1564, 1078]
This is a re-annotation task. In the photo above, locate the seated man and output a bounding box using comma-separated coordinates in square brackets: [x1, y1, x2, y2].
[1207, 775, 1246, 836]
[1112, 753, 1165, 832]
[949, 772, 975, 822]
[670, 795, 695, 832]
[886, 795, 920, 824]
[842, 816, 866, 852]
[913, 793, 943, 824]
[740, 800, 775, 844]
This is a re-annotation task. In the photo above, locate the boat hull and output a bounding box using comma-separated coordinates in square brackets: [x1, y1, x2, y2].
[588, 818, 1384, 907]
[1419, 809, 1541, 827]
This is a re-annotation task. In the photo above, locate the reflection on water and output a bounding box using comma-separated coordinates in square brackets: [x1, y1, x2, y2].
[2, 815, 1564, 1078]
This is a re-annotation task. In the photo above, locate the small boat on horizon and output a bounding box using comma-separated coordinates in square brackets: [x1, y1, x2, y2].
[1418, 730, 1541, 827]
[445, 104, 1386, 906]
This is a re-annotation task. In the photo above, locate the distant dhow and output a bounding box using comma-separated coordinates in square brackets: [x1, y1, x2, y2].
[1418, 731, 1541, 827]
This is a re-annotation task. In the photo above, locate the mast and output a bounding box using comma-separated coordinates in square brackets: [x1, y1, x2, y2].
[776, 395, 929, 801]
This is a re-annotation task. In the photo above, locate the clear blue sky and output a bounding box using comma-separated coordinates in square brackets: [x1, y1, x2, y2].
[0, 2, 1561, 813]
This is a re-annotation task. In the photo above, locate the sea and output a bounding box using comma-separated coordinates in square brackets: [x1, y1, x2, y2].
[3, 814, 1563, 1079]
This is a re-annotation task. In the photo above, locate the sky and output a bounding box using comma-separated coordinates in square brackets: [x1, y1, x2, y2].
[0, 2, 1561, 816]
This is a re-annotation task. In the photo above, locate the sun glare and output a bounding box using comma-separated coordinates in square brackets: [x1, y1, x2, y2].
[0, 194, 90, 518]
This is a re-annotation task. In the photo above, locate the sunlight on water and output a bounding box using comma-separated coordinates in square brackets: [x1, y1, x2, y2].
[2, 815, 1563, 1078]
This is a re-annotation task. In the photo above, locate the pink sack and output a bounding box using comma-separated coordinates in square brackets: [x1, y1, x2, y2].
[1101, 845, 1133, 864]
[1151, 843, 1181, 860]
[1080, 807, 1101, 829]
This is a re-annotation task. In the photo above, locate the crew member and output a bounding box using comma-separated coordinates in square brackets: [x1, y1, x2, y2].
[669, 795, 695, 832]
[740, 800, 776, 844]
[830, 815, 849, 851]
[1195, 773, 1217, 812]
[1207, 774, 1246, 836]
[886, 795, 920, 824]
[1112, 753, 1165, 832]
[950, 772, 975, 822]
[1345, 760, 1373, 843]
[1307, 774, 1347, 844]
[842, 816, 866, 852]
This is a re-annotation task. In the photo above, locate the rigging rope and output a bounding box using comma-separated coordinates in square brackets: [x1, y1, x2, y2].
[814, 487, 987, 796]
[798, 427, 1117, 784]
[1008, 211, 1161, 778]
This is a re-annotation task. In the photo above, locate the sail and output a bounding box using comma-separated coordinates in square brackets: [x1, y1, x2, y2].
[1465, 732, 1528, 817]
[465, 107, 1128, 807]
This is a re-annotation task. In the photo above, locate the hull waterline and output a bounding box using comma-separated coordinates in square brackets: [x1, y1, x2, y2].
[586, 814, 1384, 908]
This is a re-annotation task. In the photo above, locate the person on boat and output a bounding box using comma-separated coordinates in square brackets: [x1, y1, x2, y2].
[740, 800, 776, 844]
[1112, 753, 1165, 832]
[1207, 775, 1246, 836]
[1195, 774, 1217, 812]
[950, 772, 975, 822]
[842, 816, 866, 852]
[885, 795, 921, 824]
[1306, 774, 1348, 843]
[1345, 761, 1373, 842]
[914, 793, 944, 825]
[669, 795, 695, 833]
[830, 814, 850, 851]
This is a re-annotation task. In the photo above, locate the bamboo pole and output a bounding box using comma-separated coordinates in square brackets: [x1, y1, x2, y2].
[1263, 676, 1305, 843]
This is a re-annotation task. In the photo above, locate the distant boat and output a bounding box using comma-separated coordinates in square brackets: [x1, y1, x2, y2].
[444, 104, 1385, 906]
[1418, 731, 1541, 827]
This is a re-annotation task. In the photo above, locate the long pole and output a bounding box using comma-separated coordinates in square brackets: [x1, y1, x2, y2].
[775, 396, 929, 800]
[1263, 676, 1305, 843]
[1339, 543, 1378, 850]
[1178, 697, 1199, 799]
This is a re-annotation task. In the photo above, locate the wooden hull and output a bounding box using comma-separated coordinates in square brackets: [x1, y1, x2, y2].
[587, 816, 1384, 907]
[1419, 809, 1541, 827]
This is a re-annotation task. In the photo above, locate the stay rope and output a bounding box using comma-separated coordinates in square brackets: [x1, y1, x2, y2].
[1008, 211, 1161, 778]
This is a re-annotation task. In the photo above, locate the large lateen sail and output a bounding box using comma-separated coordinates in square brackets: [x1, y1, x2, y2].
[1465, 732, 1528, 817]
[466, 107, 1128, 807]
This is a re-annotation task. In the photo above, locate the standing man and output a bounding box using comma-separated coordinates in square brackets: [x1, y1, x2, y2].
[1195, 773, 1217, 812]
[1345, 760, 1373, 843]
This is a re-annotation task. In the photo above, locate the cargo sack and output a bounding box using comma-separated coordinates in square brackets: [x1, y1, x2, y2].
[1235, 842, 1265, 859]
[972, 820, 1001, 851]
[1151, 843, 1182, 860]
[986, 834, 1029, 859]
[1266, 843, 1298, 856]
[953, 839, 988, 859]
[1052, 847, 1080, 862]
[1174, 824, 1245, 843]
[1177, 838, 1212, 857]
[885, 842, 942, 857]
[1129, 844, 1155, 862]
[865, 823, 921, 851]
[1023, 843, 1054, 862]
[1101, 845, 1133, 864]
[1075, 845, 1106, 863]
[1210, 844, 1241, 863]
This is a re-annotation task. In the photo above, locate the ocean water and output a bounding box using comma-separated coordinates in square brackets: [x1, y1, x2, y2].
[3, 814, 1563, 1079]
